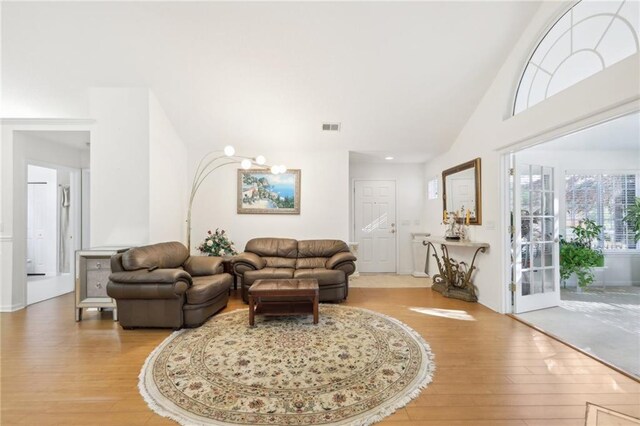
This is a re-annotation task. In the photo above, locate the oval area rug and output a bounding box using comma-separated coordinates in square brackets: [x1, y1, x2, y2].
[140, 305, 435, 425]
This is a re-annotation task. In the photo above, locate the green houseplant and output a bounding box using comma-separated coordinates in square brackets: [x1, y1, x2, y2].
[559, 219, 604, 289]
[623, 197, 640, 243]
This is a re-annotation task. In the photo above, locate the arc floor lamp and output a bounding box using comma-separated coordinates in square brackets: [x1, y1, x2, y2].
[186, 145, 286, 249]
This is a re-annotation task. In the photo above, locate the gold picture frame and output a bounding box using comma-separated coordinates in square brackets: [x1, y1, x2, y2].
[442, 157, 482, 225]
[237, 169, 301, 215]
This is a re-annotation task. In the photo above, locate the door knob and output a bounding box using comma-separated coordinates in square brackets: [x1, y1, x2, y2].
[390, 229, 396, 233]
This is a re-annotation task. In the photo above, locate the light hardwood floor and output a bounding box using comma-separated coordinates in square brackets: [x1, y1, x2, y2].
[1, 287, 639, 425]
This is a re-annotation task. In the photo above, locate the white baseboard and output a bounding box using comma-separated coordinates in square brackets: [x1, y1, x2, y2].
[0, 303, 25, 312]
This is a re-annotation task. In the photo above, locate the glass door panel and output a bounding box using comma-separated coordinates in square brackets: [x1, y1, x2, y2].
[513, 162, 560, 313]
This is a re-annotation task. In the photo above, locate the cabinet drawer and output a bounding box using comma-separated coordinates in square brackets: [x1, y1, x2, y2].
[86, 269, 111, 298]
[86, 258, 109, 271]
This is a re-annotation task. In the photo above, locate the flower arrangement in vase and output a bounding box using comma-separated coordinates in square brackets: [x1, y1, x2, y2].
[197, 228, 238, 256]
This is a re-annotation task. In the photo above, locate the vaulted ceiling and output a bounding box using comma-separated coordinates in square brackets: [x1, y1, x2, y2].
[2, 1, 541, 162]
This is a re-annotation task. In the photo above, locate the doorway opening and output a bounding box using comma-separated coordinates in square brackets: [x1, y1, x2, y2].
[20, 130, 91, 306]
[507, 112, 640, 378]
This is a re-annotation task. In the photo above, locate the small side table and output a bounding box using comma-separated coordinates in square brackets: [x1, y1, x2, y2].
[75, 248, 128, 321]
[221, 255, 238, 292]
[248, 279, 319, 326]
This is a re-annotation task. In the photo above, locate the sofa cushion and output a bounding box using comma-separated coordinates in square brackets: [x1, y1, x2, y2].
[293, 268, 345, 286]
[295, 257, 328, 269]
[246, 238, 298, 258]
[297, 240, 349, 258]
[186, 274, 232, 305]
[263, 257, 297, 268]
[122, 242, 189, 271]
[244, 268, 295, 285]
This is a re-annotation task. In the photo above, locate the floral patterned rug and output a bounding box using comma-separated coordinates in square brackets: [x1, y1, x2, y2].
[139, 305, 435, 425]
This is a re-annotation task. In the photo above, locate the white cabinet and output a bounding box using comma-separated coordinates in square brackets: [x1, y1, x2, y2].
[75, 248, 127, 321]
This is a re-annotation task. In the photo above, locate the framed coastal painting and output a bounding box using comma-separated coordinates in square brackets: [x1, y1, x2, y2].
[237, 169, 301, 214]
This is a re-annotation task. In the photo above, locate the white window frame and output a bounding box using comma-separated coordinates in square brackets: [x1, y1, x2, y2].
[564, 169, 639, 252]
[513, 0, 640, 115]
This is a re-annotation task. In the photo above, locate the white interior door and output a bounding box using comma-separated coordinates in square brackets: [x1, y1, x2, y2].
[513, 162, 560, 313]
[26, 165, 58, 275]
[354, 180, 396, 273]
[26, 183, 38, 275]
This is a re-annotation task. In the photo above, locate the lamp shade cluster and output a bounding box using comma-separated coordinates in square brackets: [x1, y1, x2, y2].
[223, 145, 286, 173]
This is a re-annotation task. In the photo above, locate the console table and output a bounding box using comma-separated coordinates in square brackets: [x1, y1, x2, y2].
[422, 237, 489, 302]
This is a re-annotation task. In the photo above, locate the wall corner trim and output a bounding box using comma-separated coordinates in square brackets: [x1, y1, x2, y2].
[1, 118, 96, 126]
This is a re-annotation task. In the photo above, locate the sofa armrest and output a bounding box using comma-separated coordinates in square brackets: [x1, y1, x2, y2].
[232, 252, 266, 275]
[109, 269, 192, 286]
[183, 256, 223, 276]
[107, 269, 191, 299]
[326, 252, 357, 270]
[110, 253, 125, 273]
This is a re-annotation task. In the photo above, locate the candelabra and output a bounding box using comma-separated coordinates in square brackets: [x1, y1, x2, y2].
[442, 209, 471, 241]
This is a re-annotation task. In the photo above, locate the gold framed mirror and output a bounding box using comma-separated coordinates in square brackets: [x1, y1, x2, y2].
[442, 158, 482, 225]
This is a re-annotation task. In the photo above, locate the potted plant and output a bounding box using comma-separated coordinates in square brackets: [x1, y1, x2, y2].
[559, 219, 604, 290]
[623, 197, 640, 243]
[197, 228, 238, 257]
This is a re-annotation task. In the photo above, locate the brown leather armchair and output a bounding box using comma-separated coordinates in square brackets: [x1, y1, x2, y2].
[107, 242, 232, 329]
[233, 238, 356, 303]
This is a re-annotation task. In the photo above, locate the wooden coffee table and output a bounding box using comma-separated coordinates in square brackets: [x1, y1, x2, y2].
[248, 279, 319, 326]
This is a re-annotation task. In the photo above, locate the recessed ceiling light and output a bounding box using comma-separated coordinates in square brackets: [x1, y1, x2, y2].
[385, 156, 394, 160]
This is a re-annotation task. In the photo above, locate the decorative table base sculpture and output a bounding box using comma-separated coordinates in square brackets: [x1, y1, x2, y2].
[423, 238, 489, 302]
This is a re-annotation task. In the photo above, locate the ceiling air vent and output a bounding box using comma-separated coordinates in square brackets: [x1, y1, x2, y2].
[322, 122, 341, 132]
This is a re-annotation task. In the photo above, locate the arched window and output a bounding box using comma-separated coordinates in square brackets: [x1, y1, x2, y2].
[513, 0, 640, 115]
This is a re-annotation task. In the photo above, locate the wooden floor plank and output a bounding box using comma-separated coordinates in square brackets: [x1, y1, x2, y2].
[1, 287, 638, 425]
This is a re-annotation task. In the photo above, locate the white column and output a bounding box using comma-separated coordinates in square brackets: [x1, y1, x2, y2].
[411, 232, 430, 277]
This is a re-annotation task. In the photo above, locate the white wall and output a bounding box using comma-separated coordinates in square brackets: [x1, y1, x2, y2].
[148, 93, 188, 243]
[423, 1, 640, 313]
[189, 149, 350, 254]
[89, 88, 188, 247]
[349, 161, 425, 274]
[89, 88, 151, 247]
[517, 148, 640, 286]
[1, 89, 187, 311]
[1, 129, 90, 310]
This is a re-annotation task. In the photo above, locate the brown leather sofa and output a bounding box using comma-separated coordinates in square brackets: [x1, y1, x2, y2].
[233, 238, 356, 303]
[107, 242, 232, 329]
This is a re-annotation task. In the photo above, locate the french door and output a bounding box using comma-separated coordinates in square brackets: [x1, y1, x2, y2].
[513, 162, 560, 313]
[354, 180, 396, 273]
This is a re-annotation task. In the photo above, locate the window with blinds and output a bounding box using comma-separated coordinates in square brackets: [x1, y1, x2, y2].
[565, 173, 638, 250]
